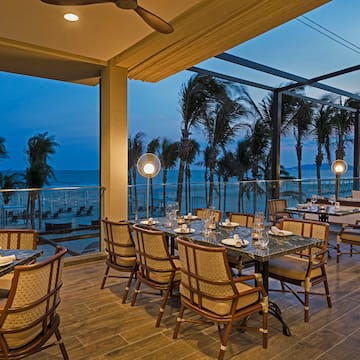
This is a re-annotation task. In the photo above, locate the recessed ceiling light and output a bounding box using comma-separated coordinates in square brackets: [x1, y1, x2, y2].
[64, 13, 79, 22]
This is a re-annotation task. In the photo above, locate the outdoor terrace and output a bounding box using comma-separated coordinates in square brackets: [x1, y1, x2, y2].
[29, 233, 359, 360]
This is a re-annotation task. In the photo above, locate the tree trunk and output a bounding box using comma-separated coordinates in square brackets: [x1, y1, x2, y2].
[296, 141, 303, 202]
[176, 159, 185, 212]
[315, 145, 323, 196]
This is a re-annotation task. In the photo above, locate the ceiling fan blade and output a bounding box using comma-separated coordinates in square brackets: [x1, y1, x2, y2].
[134, 6, 173, 34]
[41, 0, 112, 5]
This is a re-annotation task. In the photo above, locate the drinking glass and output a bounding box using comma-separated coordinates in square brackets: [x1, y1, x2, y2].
[329, 195, 336, 207]
[254, 211, 264, 225]
[259, 231, 269, 249]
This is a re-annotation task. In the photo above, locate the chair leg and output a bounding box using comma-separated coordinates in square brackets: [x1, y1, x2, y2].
[55, 328, 69, 360]
[122, 266, 137, 304]
[304, 291, 309, 322]
[218, 322, 232, 360]
[262, 309, 268, 349]
[337, 243, 341, 263]
[173, 304, 185, 339]
[155, 287, 171, 327]
[100, 265, 110, 289]
[131, 278, 141, 306]
[280, 281, 286, 291]
[323, 278, 332, 308]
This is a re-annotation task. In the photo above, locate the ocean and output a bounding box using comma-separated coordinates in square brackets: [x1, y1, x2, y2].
[44, 164, 354, 188]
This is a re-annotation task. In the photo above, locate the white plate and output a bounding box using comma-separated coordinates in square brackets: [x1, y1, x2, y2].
[183, 215, 199, 220]
[297, 203, 310, 209]
[0, 260, 13, 267]
[174, 228, 195, 234]
[140, 220, 159, 225]
[219, 222, 239, 227]
[268, 230, 293, 236]
[221, 238, 249, 247]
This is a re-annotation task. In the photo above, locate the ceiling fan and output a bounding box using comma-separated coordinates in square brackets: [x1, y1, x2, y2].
[40, 0, 174, 34]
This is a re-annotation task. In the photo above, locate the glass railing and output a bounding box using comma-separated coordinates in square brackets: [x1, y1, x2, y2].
[0, 186, 103, 258]
[128, 177, 359, 220]
[1, 178, 358, 259]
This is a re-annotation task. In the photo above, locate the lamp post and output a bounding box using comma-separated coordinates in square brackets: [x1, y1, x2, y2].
[331, 159, 348, 200]
[137, 153, 161, 220]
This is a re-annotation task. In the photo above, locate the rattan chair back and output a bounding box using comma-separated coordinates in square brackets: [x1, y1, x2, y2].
[0, 229, 37, 250]
[100, 218, 137, 303]
[229, 212, 254, 227]
[194, 208, 222, 222]
[336, 221, 360, 263]
[0, 246, 68, 359]
[131, 225, 181, 327]
[268, 199, 288, 224]
[269, 218, 331, 322]
[174, 238, 268, 360]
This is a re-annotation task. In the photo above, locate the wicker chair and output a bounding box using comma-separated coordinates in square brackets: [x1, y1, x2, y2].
[174, 238, 268, 360]
[268, 199, 289, 225]
[0, 246, 68, 360]
[268, 218, 332, 322]
[0, 229, 37, 250]
[100, 218, 137, 303]
[131, 225, 181, 327]
[226, 212, 255, 273]
[0, 229, 38, 295]
[336, 220, 360, 263]
[194, 208, 222, 222]
[228, 212, 254, 227]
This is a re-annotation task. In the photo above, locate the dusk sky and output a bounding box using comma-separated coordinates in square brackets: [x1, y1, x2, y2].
[0, 0, 359, 172]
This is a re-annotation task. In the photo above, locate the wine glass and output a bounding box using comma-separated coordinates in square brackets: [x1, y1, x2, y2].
[259, 230, 269, 249]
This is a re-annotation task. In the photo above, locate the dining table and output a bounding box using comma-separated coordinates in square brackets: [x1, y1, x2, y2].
[132, 216, 322, 336]
[285, 203, 360, 223]
[0, 249, 43, 277]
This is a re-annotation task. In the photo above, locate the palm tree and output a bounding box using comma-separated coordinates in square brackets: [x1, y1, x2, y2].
[247, 118, 270, 212]
[176, 74, 226, 211]
[128, 132, 145, 219]
[286, 94, 314, 202]
[233, 138, 251, 212]
[217, 151, 236, 213]
[332, 97, 355, 160]
[311, 102, 333, 195]
[158, 138, 179, 212]
[25, 132, 58, 228]
[289, 97, 313, 181]
[0, 137, 7, 160]
[200, 94, 248, 206]
[0, 171, 24, 205]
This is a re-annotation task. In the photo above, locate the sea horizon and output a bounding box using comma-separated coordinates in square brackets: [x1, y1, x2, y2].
[2, 163, 355, 188]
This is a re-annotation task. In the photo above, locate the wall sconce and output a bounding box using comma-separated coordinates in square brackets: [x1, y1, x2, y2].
[137, 153, 161, 219]
[331, 159, 348, 200]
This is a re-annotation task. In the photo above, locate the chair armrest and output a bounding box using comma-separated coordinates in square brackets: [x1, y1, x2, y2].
[233, 274, 257, 283]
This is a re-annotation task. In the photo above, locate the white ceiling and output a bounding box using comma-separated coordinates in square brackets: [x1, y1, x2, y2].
[0, 0, 331, 85]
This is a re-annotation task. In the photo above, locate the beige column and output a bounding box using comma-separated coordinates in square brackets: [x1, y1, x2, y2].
[100, 65, 128, 221]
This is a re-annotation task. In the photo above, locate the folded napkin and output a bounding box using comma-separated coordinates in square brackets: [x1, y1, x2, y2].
[0, 255, 16, 265]
[271, 226, 285, 235]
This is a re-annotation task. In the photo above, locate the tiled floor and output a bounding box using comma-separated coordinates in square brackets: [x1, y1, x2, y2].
[30, 237, 360, 360]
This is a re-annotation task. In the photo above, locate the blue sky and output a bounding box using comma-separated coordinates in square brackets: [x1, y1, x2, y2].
[0, 0, 359, 171]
